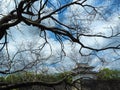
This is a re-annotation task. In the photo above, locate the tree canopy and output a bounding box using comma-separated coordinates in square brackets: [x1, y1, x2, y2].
[97, 68, 120, 80]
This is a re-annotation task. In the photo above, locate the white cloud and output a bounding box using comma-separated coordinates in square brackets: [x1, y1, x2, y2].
[0, 0, 15, 14]
[1, 0, 120, 72]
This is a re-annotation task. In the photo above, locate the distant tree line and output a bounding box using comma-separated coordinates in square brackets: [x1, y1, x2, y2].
[0, 71, 72, 90]
[0, 68, 120, 90]
[97, 68, 120, 80]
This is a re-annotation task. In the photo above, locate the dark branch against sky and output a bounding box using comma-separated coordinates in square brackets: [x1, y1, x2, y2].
[0, 0, 120, 89]
[0, 0, 120, 76]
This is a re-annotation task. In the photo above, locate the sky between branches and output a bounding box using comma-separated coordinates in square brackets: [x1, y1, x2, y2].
[0, 0, 120, 72]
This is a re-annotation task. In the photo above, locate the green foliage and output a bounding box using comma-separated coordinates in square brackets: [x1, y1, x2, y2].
[66, 75, 72, 84]
[0, 76, 5, 82]
[2, 72, 35, 83]
[55, 72, 72, 84]
[97, 68, 120, 80]
[5, 74, 18, 83]
[0, 71, 72, 84]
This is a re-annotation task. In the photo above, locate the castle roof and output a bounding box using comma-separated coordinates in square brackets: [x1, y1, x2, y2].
[72, 63, 97, 75]
[73, 63, 94, 70]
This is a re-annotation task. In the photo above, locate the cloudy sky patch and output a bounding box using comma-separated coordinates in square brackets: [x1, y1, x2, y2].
[1, 0, 120, 72]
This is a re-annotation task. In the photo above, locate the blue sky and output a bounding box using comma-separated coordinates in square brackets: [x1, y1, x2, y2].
[0, 0, 120, 73]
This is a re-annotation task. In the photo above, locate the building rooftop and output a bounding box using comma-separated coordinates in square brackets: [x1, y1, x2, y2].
[72, 63, 97, 75]
[72, 63, 97, 80]
[73, 63, 94, 70]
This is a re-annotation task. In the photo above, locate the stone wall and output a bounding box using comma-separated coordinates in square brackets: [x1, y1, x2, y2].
[15, 80, 120, 90]
[81, 80, 120, 90]
[19, 82, 72, 90]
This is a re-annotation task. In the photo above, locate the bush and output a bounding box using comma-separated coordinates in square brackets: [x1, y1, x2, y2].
[97, 68, 120, 80]
[0, 71, 72, 83]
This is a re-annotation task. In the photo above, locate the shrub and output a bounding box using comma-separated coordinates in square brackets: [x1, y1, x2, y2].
[97, 68, 120, 80]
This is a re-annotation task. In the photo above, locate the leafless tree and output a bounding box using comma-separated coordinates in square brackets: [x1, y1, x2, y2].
[0, 0, 120, 52]
[0, 0, 120, 89]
